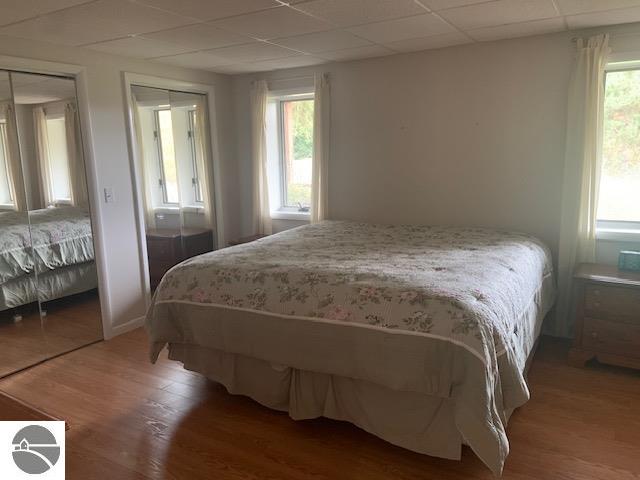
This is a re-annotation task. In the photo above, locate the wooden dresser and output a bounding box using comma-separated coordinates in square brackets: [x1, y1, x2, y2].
[569, 263, 640, 370]
[146, 228, 213, 289]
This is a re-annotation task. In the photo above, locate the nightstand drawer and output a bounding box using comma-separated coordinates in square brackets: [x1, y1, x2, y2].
[585, 284, 640, 323]
[583, 317, 640, 358]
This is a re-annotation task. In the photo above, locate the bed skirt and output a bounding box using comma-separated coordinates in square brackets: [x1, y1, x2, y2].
[168, 342, 465, 461]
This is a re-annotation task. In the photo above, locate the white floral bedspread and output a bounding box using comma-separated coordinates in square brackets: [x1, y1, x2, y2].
[0, 206, 94, 284]
[156, 221, 552, 361]
[148, 220, 555, 474]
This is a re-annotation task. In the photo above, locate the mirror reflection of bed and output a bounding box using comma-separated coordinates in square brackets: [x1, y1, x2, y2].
[0, 70, 103, 377]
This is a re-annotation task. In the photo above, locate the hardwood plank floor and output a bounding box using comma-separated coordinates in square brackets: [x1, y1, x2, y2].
[1, 328, 639, 479]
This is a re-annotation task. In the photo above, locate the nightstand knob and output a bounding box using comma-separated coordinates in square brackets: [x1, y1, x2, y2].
[594, 302, 601, 308]
[593, 290, 600, 296]
[591, 332, 598, 339]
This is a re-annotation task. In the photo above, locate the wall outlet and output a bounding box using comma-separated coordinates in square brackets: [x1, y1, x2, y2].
[104, 188, 115, 203]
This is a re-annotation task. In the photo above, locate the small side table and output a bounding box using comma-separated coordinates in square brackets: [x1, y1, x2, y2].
[568, 263, 640, 370]
[228, 234, 267, 247]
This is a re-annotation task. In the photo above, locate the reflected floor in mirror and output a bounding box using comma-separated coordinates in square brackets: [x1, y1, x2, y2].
[0, 290, 102, 378]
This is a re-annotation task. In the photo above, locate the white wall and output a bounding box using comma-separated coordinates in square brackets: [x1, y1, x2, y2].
[233, 27, 640, 263]
[233, 33, 572, 258]
[0, 36, 241, 337]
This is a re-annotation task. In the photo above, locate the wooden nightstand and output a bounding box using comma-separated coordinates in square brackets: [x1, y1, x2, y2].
[146, 228, 213, 289]
[228, 234, 267, 247]
[568, 263, 640, 370]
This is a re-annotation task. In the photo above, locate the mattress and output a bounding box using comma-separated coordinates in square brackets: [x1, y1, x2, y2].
[0, 206, 94, 284]
[146, 221, 556, 474]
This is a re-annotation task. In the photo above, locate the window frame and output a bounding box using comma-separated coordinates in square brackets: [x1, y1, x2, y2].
[152, 108, 178, 206]
[0, 120, 14, 208]
[270, 91, 314, 216]
[44, 113, 72, 205]
[187, 109, 203, 205]
[597, 60, 640, 241]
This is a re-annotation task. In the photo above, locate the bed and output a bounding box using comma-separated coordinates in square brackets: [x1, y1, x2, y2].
[0, 206, 97, 311]
[146, 221, 555, 475]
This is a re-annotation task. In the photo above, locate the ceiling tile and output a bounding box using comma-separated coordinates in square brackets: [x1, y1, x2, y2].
[0, 0, 93, 26]
[153, 51, 230, 68]
[320, 44, 394, 61]
[556, 0, 640, 15]
[292, 0, 428, 27]
[271, 29, 371, 53]
[141, 23, 252, 50]
[419, 0, 491, 10]
[133, 0, 280, 21]
[86, 36, 194, 58]
[467, 17, 565, 41]
[204, 41, 301, 62]
[386, 31, 471, 52]
[348, 13, 455, 44]
[438, 0, 559, 30]
[251, 54, 327, 70]
[211, 63, 266, 74]
[0, 0, 195, 45]
[566, 5, 640, 29]
[212, 7, 331, 40]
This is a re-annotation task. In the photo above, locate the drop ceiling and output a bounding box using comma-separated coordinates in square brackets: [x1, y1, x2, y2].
[1, 0, 640, 75]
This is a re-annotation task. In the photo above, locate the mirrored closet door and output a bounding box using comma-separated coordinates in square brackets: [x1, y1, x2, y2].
[0, 70, 103, 378]
[131, 85, 217, 291]
[0, 71, 46, 376]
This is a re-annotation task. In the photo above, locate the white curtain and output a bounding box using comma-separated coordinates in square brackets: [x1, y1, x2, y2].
[311, 73, 330, 224]
[0, 103, 26, 211]
[131, 94, 157, 230]
[65, 102, 88, 207]
[193, 97, 215, 230]
[33, 106, 55, 208]
[555, 34, 610, 337]
[250, 80, 272, 236]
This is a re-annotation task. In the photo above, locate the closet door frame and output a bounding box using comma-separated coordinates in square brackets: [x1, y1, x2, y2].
[0, 55, 110, 339]
[122, 72, 225, 309]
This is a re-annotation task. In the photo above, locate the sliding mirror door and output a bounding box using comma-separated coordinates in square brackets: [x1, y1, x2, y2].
[0, 71, 48, 377]
[11, 72, 103, 359]
[131, 86, 216, 292]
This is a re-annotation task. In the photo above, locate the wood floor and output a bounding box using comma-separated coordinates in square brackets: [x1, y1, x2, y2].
[1, 328, 639, 479]
[0, 291, 103, 378]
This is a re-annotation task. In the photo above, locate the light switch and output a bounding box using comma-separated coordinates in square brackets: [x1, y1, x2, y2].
[104, 187, 115, 203]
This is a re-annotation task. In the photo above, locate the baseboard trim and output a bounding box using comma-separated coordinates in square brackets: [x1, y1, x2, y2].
[107, 316, 145, 339]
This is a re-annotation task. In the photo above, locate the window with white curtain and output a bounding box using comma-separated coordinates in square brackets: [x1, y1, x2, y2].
[45, 114, 71, 204]
[266, 91, 314, 215]
[188, 109, 203, 204]
[152, 107, 202, 208]
[598, 65, 640, 237]
[0, 120, 13, 206]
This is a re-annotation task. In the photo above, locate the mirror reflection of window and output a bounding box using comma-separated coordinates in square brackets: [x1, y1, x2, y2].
[44, 115, 71, 204]
[155, 108, 179, 204]
[0, 120, 14, 207]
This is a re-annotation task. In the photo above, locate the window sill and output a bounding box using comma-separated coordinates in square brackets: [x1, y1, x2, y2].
[271, 210, 310, 221]
[154, 205, 204, 215]
[596, 228, 640, 242]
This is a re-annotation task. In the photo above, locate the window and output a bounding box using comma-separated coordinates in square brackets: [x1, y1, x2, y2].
[154, 109, 179, 204]
[598, 67, 640, 237]
[267, 92, 314, 216]
[0, 121, 13, 206]
[153, 108, 203, 207]
[188, 109, 203, 203]
[45, 115, 71, 203]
